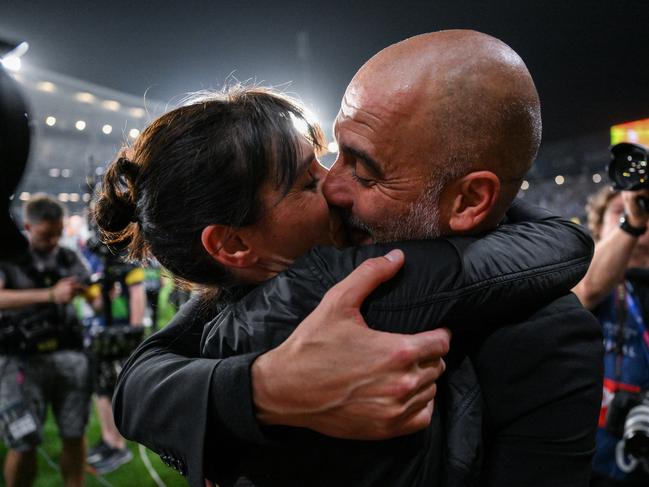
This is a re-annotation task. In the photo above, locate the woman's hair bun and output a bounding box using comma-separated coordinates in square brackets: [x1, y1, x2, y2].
[93, 153, 141, 234]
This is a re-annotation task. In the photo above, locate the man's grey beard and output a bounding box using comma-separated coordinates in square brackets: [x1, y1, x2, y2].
[345, 180, 444, 243]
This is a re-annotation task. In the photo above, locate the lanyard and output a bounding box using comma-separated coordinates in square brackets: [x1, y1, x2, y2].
[624, 281, 649, 351]
[617, 282, 649, 376]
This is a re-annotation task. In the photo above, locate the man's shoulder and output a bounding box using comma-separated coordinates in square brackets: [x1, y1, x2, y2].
[528, 292, 601, 333]
[475, 293, 603, 372]
[474, 293, 604, 430]
[484, 293, 600, 344]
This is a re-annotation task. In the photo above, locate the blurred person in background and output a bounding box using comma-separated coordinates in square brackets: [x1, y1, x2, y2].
[573, 187, 649, 486]
[82, 253, 146, 473]
[0, 194, 91, 487]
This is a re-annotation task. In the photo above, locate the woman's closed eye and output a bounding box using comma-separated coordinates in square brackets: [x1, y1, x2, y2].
[303, 169, 320, 191]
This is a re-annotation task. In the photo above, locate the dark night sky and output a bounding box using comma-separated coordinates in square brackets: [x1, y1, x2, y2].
[1, 0, 648, 142]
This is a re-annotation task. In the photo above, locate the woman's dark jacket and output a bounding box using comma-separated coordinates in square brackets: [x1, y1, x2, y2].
[113, 201, 604, 487]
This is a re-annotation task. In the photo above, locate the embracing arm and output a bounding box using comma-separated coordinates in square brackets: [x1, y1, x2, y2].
[203, 199, 593, 356]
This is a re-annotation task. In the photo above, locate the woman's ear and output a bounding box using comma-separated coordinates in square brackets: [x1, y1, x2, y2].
[446, 171, 501, 233]
[200, 224, 258, 269]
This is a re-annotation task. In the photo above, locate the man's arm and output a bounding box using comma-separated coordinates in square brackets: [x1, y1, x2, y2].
[573, 190, 649, 309]
[114, 253, 448, 487]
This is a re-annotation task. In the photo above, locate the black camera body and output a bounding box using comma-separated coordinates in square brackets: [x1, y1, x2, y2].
[606, 390, 649, 464]
[609, 142, 649, 212]
[0, 308, 83, 355]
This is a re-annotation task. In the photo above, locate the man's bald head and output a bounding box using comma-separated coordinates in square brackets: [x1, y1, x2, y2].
[345, 30, 541, 210]
[326, 30, 542, 243]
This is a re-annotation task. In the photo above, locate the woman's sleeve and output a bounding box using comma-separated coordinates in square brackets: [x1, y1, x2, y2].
[202, 199, 593, 357]
[113, 297, 268, 487]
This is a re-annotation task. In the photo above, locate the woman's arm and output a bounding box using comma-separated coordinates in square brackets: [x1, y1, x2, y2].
[113, 297, 267, 487]
[202, 200, 593, 357]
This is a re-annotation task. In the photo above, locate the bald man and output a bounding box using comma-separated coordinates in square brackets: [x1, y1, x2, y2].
[326, 30, 540, 242]
[114, 31, 602, 487]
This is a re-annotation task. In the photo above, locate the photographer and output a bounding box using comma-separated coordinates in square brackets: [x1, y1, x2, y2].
[573, 187, 649, 486]
[0, 194, 91, 487]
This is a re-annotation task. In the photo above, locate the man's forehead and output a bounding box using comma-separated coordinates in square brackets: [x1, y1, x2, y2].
[340, 79, 413, 117]
[335, 86, 409, 146]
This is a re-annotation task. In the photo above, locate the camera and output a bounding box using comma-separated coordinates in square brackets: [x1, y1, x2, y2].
[0, 306, 84, 354]
[609, 142, 649, 212]
[625, 392, 649, 463]
[606, 390, 649, 471]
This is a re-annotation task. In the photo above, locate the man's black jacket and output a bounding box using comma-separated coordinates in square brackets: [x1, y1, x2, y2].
[113, 202, 603, 487]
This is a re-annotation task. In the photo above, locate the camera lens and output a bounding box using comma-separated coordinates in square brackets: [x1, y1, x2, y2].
[609, 142, 649, 191]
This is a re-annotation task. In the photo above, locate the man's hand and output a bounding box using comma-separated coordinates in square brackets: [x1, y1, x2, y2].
[251, 249, 451, 440]
[622, 189, 649, 228]
[50, 277, 79, 304]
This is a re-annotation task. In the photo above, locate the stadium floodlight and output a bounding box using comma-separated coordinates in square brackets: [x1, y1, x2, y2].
[555, 175, 565, 185]
[75, 120, 86, 131]
[75, 92, 96, 103]
[37, 81, 57, 93]
[129, 128, 140, 138]
[521, 180, 530, 191]
[102, 100, 121, 111]
[327, 141, 339, 153]
[102, 124, 113, 135]
[45, 116, 56, 126]
[0, 41, 29, 72]
[1, 56, 21, 72]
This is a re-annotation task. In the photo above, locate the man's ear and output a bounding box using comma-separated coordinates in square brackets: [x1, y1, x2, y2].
[200, 225, 258, 269]
[446, 171, 500, 233]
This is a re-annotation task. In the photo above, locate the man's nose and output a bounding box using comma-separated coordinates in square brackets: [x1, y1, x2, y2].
[323, 163, 354, 209]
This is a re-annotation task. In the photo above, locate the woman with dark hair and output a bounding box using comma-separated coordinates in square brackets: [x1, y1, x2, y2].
[95, 87, 344, 291]
[94, 86, 594, 486]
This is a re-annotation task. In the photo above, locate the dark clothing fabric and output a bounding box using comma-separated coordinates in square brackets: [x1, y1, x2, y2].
[201, 205, 604, 486]
[113, 202, 602, 487]
[591, 471, 649, 487]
